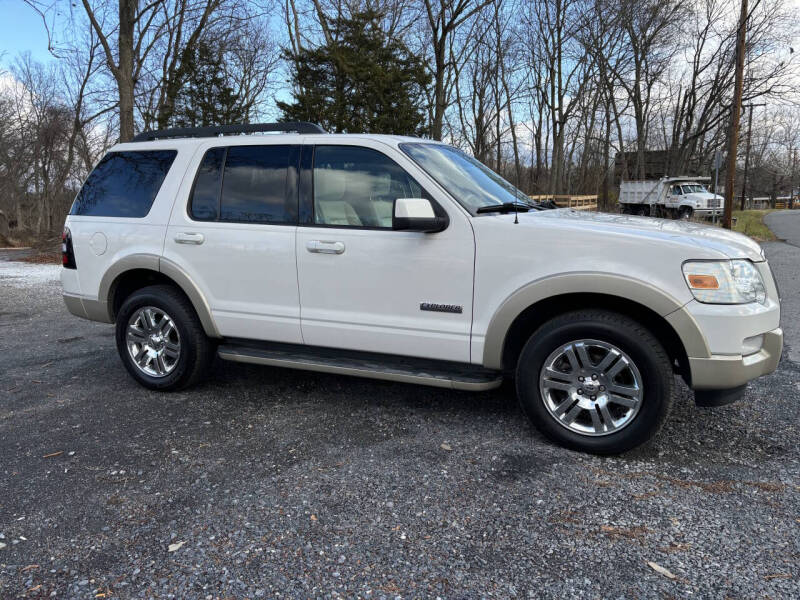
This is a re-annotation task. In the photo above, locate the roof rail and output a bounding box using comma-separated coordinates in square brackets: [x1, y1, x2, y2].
[131, 121, 326, 142]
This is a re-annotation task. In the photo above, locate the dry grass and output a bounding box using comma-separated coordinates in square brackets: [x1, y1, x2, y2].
[18, 252, 62, 264]
[731, 209, 777, 241]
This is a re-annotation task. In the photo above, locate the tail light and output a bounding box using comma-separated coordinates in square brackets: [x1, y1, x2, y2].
[62, 227, 77, 269]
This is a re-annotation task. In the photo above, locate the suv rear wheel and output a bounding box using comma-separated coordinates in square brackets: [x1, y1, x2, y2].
[515, 310, 673, 454]
[115, 284, 215, 390]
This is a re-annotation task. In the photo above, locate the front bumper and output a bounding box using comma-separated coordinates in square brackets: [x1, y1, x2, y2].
[688, 327, 783, 390]
[693, 208, 723, 217]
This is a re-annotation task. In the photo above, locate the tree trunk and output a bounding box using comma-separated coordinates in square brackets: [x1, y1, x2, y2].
[117, 0, 136, 141]
[431, 42, 446, 141]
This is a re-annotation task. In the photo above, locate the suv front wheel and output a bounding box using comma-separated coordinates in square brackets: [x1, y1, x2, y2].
[516, 310, 674, 454]
[115, 285, 215, 391]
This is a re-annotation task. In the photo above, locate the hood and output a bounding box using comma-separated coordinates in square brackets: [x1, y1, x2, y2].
[513, 209, 764, 261]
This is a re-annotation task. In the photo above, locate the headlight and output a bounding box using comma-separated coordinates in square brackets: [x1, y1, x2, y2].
[682, 260, 767, 304]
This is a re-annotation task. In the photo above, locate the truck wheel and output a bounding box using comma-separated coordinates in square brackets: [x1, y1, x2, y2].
[515, 310, 674, 454]
[679, 206, 693, 219]
[115, 284, 215, 391]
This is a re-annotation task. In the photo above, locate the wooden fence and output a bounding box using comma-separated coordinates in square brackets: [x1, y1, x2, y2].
[529, 195, 598, 210]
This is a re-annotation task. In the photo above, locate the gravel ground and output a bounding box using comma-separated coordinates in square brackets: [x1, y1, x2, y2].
[1, 240, 798, 599]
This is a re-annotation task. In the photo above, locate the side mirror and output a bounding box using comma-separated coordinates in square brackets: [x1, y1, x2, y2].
[392, 198, 448, 233]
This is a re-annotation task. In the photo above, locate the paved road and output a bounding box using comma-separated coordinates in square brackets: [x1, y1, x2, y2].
[0, 248, 34, 262]
[765, 211, 800, 364]
[765, 209, 800, 247]
[1, 244, 799, 598]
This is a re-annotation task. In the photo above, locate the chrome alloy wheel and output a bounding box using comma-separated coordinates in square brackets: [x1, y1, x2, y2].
[125, 306, 181, 378]
[539, 339, 643, 436]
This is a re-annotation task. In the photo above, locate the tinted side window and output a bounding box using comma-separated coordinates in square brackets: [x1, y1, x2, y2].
[220, 145, 294, 224]
[71, 150, 177, 217]
[190, 147, 225, 221]
[313, 146, 424, 228]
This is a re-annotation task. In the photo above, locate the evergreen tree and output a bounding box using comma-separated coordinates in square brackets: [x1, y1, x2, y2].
[170, 40, 247, 128]
[278, 10, 431, 135]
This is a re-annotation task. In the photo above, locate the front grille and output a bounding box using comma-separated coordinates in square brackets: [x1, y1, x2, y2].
[707, 199, 721, 208]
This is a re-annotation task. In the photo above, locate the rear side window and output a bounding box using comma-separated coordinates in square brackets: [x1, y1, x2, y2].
[189, 145, 296, 224]
[189, 148, 225, 221]
[71, 150, 177, 217]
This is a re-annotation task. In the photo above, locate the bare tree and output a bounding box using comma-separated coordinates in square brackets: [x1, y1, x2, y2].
[422, 0, 492, 140]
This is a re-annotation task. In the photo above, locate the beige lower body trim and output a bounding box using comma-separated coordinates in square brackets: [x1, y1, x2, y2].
[62, 293, 113, 323]
[664, 304, 710, 358]
[159, 257, 220, 338]
[218, 350, 503, 391]
[688, 328, 783, 390]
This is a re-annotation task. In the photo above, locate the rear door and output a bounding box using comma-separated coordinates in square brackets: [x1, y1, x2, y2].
[295, 142, 475, 363]
[164, 142, 303, 343]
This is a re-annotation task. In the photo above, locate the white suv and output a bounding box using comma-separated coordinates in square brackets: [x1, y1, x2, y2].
[60, 122, 783, 454]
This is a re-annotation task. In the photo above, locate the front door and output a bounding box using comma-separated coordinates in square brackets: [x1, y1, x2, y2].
[295, 144, 475, 363]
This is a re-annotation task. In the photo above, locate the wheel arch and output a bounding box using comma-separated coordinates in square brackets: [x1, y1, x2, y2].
[482, 273, 709, 381]
[99, 254, 220, 338]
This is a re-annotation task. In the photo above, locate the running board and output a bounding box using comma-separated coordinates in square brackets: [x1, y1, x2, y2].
[217, 341, 503, 391]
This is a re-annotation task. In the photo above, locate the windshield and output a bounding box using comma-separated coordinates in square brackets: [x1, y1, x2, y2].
[681, 184, 707, 194]
[399, 143, 530, 212]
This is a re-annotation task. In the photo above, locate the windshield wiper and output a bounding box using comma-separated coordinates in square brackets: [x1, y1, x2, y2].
[476, 202, 534, 214]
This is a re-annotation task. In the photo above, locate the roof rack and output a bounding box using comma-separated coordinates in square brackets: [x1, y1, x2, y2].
[131, 121, 326, 142]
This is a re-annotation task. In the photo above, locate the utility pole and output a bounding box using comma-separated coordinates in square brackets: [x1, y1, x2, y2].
[713, 150, 722, 224]
[792, 147, 798, 209]
[723, 0, 748, 229]
[738, 102, 766, 211]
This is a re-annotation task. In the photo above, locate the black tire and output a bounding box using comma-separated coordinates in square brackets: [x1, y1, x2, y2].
[678, 206, 693, 220]
[515, 310, 673, 455]
[115, 284, 215, 391]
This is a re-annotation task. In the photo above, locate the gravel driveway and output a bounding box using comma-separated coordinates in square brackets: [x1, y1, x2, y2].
[1, 237, 798, 598]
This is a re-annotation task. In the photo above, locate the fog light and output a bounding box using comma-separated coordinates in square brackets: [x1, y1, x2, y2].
[742, 334, 764, 356]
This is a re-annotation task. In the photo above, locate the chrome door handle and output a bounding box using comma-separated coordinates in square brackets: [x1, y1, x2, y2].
[306, 240, 345, 254]
[175, 232, 205, 245]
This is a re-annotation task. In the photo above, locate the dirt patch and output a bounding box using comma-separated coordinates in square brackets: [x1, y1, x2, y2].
[18, 252, 61, 264]
[599, 524, 652, 542]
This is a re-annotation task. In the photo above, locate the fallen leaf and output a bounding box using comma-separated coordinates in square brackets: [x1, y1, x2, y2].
[440, 443, 452, 451]
[21, 564, 39, 572]
[647, 561, 677, 579]
[764, 573, 791, 580]
[43, 451, 63, 459]
[167, 541, 186, 552]
[310, 514, 317, 521]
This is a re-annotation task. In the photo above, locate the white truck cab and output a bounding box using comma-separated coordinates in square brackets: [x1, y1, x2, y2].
[620, 176, 724, 219]
[60, 123, 782, 454]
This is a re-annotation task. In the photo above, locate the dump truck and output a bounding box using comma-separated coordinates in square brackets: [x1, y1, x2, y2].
[619, 176, 724, 219]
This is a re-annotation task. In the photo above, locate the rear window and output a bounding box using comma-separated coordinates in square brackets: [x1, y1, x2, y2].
[189, 145, 296, 224]
[70, 150, 177, 217]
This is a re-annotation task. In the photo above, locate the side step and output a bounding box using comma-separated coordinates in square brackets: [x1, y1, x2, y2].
[217, 340, 503, 391]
